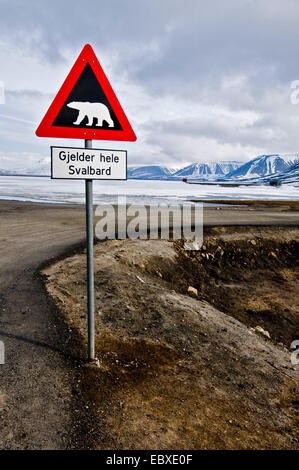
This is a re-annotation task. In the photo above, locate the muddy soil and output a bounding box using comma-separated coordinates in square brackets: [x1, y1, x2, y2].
[153, 226, 299, 346]
[42, 227, 299, 450]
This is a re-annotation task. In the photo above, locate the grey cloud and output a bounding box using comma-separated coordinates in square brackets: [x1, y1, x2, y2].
[1, 0, 299, 167]
[6, 90, 52, 99]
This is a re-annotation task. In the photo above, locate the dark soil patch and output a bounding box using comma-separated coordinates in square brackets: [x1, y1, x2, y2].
[147, 226, 299, 346]
[43, 231, 299, 450]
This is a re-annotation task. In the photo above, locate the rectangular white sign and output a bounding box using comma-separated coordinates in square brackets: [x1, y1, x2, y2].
[51, 146, 127, 180]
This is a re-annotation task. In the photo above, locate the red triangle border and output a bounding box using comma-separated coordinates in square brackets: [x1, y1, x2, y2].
[36, 44, 137, 142]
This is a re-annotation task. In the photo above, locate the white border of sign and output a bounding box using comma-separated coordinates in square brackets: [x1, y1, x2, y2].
[51, 146, 127, 180]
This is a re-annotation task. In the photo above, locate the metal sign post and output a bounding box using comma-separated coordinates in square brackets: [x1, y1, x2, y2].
[36, 44, 136, 361]
[50, 143, 127, 360]
[85, 139, 95, 361]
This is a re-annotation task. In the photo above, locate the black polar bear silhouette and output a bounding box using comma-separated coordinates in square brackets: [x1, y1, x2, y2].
[67, 101, 114, 127]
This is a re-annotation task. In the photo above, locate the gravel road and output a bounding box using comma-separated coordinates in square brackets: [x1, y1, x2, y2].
[0, 200, 298, 449]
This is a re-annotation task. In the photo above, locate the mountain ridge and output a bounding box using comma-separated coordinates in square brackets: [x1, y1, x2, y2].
[1, 153, 299, 183]
[227, 154, 299, 179]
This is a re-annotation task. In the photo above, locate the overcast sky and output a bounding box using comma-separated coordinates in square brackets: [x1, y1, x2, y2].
[1, 0, 299, 169]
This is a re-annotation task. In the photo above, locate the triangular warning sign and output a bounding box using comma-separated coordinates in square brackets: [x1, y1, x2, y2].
[36, 44, 136, 141]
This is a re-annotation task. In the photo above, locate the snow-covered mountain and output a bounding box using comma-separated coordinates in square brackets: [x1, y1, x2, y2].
[0, 159, 50, 176]
[127, 162, 242, 180]
[174, 161, 242, 179]
[227, 154, 299, 179]
[260, 161, 299, 184]
[127, 165, 177, 179]
[1, 153, 299, 184]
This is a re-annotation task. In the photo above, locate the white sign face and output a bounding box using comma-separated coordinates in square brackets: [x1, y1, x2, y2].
[51, 146, 127, 180]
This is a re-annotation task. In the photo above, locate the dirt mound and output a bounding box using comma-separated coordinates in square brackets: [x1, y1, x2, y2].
[146, 226, 299, 346]
[42, 228, 299, 450]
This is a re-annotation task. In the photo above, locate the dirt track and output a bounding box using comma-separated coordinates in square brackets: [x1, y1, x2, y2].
[0, 200, 298, 449]
[0, 201, 88, 449]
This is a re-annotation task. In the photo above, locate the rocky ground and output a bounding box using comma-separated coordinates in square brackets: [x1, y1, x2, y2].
[42, 226, 299, 450]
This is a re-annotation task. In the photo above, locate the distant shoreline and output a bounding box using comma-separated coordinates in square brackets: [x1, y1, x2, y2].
[0, 173, 49, 178]
[1, 198, 299, 218]
[1, 175, 299, 207]
[190, 199, 299, 208]
[0, 173, 297, 186]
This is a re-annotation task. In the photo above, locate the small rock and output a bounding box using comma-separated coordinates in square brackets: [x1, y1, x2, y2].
[188, 286, 198, 296]
[250, 325, 271, 339]
[184, 240, 202, 250]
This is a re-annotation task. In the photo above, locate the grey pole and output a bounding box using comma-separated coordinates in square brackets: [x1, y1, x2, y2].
[85, 139, 95, 361]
